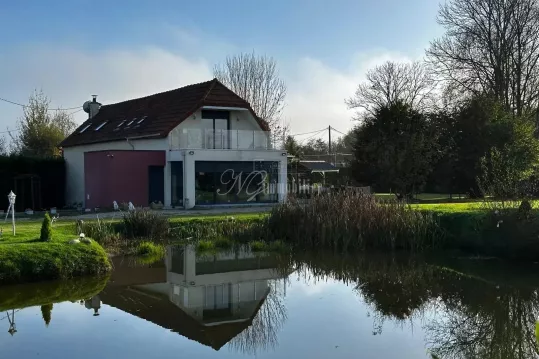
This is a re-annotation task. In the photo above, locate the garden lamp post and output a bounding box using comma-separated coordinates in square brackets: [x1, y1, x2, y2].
[7, 309, 17, 336]
[8, 191, 16, 235]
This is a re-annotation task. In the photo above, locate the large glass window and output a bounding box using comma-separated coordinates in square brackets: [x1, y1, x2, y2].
[195, 161, 279, 205]
[171, 161, 183, 207]
[201, 110, 230, 149]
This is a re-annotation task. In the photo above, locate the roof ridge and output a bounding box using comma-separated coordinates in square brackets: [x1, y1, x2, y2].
[100, 79, 215, 108]
[201, 78, 219, 103]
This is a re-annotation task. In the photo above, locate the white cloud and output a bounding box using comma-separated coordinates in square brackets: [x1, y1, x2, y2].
[284, 50, 414, 139]
[0, 44, 212, 132]
[0, 41, 413, 144]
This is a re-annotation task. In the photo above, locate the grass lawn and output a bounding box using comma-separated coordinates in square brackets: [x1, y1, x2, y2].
[412, 202, 485, 213]
[168, 212, 267, 224]
[0, 219, 111, 285]
[374, 192, 470, 202]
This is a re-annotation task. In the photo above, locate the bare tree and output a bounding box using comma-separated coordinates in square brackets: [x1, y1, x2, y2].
[427, 0, 539, 116]
[214, 52, 287, 135]
[227, 279, 287, 355]
[346, 61, 435, 119]
[0, 136, 8, 155]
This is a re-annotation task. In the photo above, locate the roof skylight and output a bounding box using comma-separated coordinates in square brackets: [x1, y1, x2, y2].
[95, 121, 108, 131]
[79, 124, 92, 133]
[137, 116, 147, 124]
[117, 120, 126, 128]
[126, 119, 135, 126]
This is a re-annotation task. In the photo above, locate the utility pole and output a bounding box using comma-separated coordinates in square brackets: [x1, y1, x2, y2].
[328, 126, 332, 155]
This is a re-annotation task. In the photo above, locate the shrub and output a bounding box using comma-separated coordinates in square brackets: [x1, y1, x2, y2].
[135, 241, 165, 257]
[75, 217, 121, 246]
[266, 192, 442, 252]
[197, 240, 215, 252]
[214, 237, 233, 249]
[123, 210, 170, 240]
[250, 240, 266, 252]
[40, 213, 53, 242]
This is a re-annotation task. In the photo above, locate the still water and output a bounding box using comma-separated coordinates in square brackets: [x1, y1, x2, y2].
[1, 246, 539, 359]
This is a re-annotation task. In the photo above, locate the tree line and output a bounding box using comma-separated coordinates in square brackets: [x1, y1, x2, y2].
[347, 0, 539, 199]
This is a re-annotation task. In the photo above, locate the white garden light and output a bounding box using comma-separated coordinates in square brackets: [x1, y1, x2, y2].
[6, 191, 16, 235]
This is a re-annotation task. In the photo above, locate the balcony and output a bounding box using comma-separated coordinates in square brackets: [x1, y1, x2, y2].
[170, 129, 272, 150]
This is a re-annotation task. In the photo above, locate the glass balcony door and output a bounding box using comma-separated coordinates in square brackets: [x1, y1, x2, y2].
[201, 110, 230, 149]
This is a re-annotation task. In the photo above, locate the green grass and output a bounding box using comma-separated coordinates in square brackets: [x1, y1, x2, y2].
[250, 240, 266, 252]
[214, 237, 234, 249]
[374, 192, 470, 202]
[168, 212, 267, 223]
[412, 202, 484, 213]
[135, 241, 164, 257]
[196, 239, 216, 251]
[0, 218, 111, 285]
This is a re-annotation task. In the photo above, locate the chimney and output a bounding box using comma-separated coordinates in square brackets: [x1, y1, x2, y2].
[89, 95, 101, 119]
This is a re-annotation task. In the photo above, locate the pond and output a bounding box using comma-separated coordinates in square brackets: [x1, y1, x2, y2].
[1, 245, 539, 359]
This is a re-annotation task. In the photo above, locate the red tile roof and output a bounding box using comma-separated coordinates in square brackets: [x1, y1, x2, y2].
[59, 78, 269, 148]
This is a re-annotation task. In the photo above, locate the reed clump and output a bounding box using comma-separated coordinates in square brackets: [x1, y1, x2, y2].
[265, 192, 442, 251]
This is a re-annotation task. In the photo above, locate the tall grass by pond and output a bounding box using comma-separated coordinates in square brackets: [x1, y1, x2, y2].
[75, 210, 170, 255]
[68, 194, 539, 261]
[135, 241, 165, 257]
[265, 193, 442, 251]
[123, 210, 169, 240]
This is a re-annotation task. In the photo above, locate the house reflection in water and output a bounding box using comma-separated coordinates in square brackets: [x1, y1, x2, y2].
[100, 245, 290, 351]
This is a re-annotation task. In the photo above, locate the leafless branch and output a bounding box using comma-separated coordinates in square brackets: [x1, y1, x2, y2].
[427, 0, 539, 116]
[214, 52, 287, 132]
[345, 61, 436, 119]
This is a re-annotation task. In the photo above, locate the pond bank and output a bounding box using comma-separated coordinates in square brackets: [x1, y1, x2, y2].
[0, 220, 111, 285]
[3, 196, 539, 286]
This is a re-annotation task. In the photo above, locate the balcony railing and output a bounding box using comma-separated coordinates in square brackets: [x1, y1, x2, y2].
[171, 129, 272, 150]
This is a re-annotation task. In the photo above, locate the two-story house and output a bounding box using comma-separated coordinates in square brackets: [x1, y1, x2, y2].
[60, 79, 288, 209]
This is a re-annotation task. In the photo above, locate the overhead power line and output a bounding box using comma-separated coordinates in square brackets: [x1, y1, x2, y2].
[68, 108, 84, 116]
[0, 97, 81, 111]
[330, 126, 348, 136]
[298, 128, 327, 144]
[290, 128, 327, 137]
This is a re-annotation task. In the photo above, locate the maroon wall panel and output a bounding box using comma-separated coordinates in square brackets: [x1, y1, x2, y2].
[84, 150, 166, 208]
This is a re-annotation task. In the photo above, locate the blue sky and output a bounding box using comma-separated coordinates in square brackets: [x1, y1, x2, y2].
[0, 0, 442, 140]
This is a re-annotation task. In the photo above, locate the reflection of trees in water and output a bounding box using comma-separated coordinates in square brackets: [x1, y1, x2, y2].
[426, 286, 539, 359]
[279, 250, 539, 359]
[227, 280, 288, 355]
[355, 257, 539, 359]
[40, 303, 53, 327]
